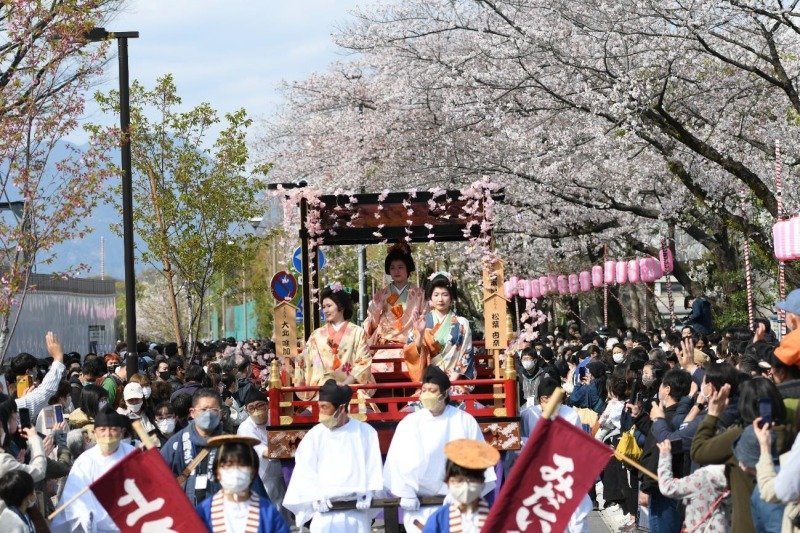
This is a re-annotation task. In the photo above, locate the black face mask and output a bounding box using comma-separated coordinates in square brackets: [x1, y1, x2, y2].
[159, 371, 170, 381]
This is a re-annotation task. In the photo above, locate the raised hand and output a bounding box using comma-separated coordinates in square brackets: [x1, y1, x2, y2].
[46, 331, 64, 362]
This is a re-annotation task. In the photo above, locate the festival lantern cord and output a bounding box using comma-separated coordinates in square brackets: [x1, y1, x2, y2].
[773, 140, 789, 336]
[741, 193, 755, 331]
[506, 249, 673, 328]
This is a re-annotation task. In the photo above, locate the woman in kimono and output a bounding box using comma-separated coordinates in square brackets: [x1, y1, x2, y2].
[294, 283, 375, 402]
[364, 241, 426, 374]
[404, 273, 475, 394]
[196, 435, 290, 533]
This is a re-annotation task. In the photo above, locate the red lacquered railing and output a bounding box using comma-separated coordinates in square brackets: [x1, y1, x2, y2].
[267, 375, 517, 426]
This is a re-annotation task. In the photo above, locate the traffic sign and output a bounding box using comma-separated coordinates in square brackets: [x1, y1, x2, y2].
[292, 246, 326, 273]
[270, 271, 298, 301]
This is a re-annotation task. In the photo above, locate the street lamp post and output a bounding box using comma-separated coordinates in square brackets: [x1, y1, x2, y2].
[86, 28, 140, 377]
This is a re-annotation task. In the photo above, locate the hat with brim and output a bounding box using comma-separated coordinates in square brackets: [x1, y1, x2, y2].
[776, 288, 800, 316]
[95, 411, 130, 429]
[444, 439, 500, 470]
[206, 435, 261, 448]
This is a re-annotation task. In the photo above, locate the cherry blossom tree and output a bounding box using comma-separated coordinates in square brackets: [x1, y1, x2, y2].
[260, 0, 800, 324]
[0, 1, 119, 362]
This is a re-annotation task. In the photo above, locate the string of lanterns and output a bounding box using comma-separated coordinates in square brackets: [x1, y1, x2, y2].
[504, 248, 674, 300]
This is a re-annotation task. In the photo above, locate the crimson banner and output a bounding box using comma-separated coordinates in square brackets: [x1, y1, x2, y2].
[483, 417, 613, 532]
[90, 448, 208, 532]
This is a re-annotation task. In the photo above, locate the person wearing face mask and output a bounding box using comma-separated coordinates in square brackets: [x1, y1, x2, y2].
[611, 344, 627, 366]
[0, 398, 48, 484]
[118, 382, 157, 437]
[51, 411, 136, 532]
[236, 388, 290, 524]
[384, 366, 496, 533]
[284, 380, 383, 532]
[196, 436, 290, 533]
[516, 347, 543, 402]
[421, 439, 500, 532]
[153, 402, 177, 444]
[0, 470, 38, 532]
[161, 388, 227, 505]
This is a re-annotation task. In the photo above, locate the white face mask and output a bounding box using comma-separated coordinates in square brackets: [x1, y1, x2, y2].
[156, 418, 176, 435]
[218, 467, 252, 493]
[448, 480, 484, 504]
[128, 402, 142, 413]
[141, 387, 151, 399]
[613, 353, 625, 364]
[521, 360, 535, 371]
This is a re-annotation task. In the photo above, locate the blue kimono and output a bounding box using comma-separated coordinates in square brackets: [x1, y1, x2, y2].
[196, 492, 290, 533]
[421, 500, 491, 533]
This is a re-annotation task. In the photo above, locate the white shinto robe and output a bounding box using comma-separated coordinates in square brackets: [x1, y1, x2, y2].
[283, 418, 383, 533]
[383, 405, 496, 533]
[51, 441, 136, 533]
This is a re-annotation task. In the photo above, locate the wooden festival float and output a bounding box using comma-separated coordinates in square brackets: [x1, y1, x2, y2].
[264, 185, 522, 458]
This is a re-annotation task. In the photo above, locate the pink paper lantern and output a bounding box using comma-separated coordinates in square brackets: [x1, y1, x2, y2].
[615, 260, 628, 285]
[627, 259, 640, 284]
[782, 218, 798, 261]
[568, 274, 579, 294]
[530, 278, 541, 299]
[604, 261, 615, 284]
[539, 276, 550, 296]
[790, 216, 800, 260]
[639, 257, 662, 283]
[524, 279, 534, 299]
[591, 265, 603, 288]
[548, 274, 558, 294]
[660, 247, 674, 274]
[557, 275, 568, 295]
[580, 271, 592, 292]
[503, 280, 514, 299]
[773, 221, 785, 260]
[517, 278, 528, 298]
[509, 276, 519, 295]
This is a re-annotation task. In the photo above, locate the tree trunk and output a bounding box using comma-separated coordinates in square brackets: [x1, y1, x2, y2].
[144, 166, 185, 355]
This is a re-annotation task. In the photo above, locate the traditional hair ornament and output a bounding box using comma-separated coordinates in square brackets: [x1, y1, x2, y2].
[428, 271, 453, 283]
[328, 282, 351, 294]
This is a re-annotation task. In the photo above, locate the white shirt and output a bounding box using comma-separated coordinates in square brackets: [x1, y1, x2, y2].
[51, 441, 136, 533]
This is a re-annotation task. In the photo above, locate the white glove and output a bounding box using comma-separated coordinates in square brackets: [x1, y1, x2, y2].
[400, 496, 420, 511]
[356, 492, 372, 511]
[312, 499, 332, 513]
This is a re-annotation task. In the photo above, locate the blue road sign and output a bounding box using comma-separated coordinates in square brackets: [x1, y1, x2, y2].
[292, 246, 326, 273]
[270, 271, 298, 301]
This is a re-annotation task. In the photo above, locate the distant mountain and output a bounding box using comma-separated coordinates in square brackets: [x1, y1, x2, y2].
[37, 140, 127, 279]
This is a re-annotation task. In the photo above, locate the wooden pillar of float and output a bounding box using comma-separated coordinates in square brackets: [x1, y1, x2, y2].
[483, 259, 510, 413]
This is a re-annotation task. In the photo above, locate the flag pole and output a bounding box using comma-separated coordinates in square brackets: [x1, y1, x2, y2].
[613, 451, 658, 481]
[48, 485, 93, 520]
[541, 388, 658, 481]
[131, 419, 156, 450]
[542, 388, 566, 419]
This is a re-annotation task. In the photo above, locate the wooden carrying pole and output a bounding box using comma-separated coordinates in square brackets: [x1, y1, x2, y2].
[542, 388, 658, 482]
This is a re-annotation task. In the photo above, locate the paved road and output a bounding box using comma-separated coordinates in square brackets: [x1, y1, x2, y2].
[588, 510, 613, 532]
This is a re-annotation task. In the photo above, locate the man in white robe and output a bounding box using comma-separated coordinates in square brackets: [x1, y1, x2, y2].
[520, 376, 592, 533]
[283, 380, 383, 533]
[51, 411, 136, 533]
[236, 388, 290, 523]
[383, 365, 496, 533]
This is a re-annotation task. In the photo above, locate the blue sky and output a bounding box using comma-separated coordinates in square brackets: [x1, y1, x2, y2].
[57, 0, 361, 278]
[70, 0, 361, 143]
